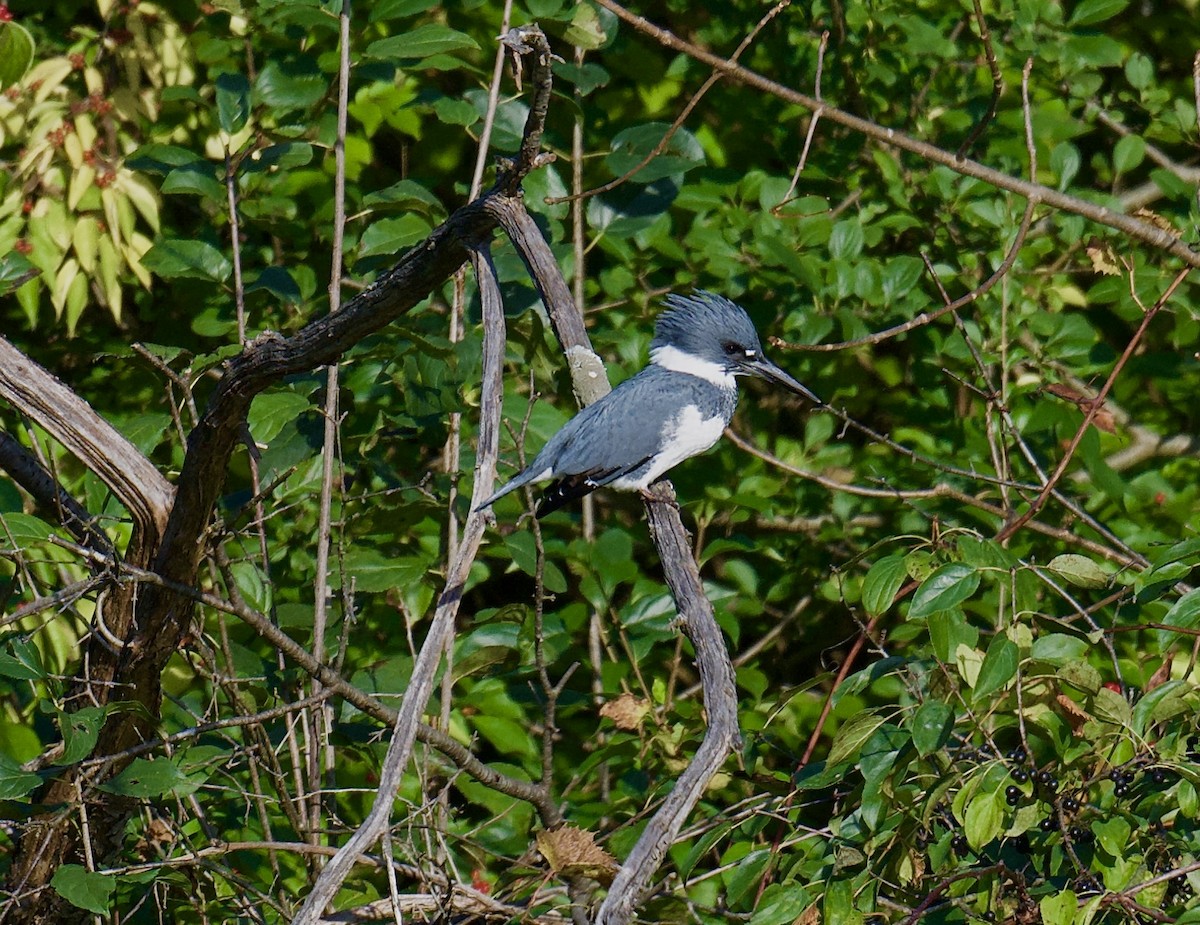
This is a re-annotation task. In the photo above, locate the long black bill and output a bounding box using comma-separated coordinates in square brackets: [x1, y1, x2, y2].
[740, 354, 821, 405]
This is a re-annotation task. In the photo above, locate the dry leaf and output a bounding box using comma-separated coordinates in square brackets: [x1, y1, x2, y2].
[1056, 693, 1090, 736]
[1145, 656, 1174, 693]
[1044, 383, 1117, 434]
[1134, 207, 1176, 233]
[599, 692, 650, 730]
[794, 903, 820, 925]
[1086, 242, 1121, 276]
[535, 825, 618, 884]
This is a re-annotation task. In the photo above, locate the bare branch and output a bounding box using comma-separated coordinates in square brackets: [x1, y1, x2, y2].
[0, 337, 175, 539]
[291, 240, 507, 925]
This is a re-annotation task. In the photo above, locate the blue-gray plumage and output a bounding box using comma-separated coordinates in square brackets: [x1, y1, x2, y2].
[478, 291, 817, 518]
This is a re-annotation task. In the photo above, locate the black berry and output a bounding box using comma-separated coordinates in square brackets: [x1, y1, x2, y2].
[1005, 785, 1023, 806]
[952, 834, 969, 854]
[1012, 768, 1029, 784]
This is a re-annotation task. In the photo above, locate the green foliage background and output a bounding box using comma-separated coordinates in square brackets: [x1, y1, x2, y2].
[1, 0, 1199, 921]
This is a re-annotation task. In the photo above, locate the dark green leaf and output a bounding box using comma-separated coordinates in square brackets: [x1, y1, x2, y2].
[0, 21, 35, 89]
[862, 554, 908, 616]
[909, 564, 980, 619]
[246, 266, 302, 303]
[58, 707, 107, 765]
[973, 635, 1018, 699]
[358, 214, 432, 258]
[1155, 588, 1200, 652]
[100, 757, 189, 797]
[911, 700, 954, 756]
[1068, 0, 1128, 26]
[365, 25, 479, 61]
[0, 637, 46, 680]
[0, 750, 41, 798]
[51, 865, 115, 915]
[141, 239, 232, 280]
[254, 58, 327, 110]
[215, 71, 250, 134]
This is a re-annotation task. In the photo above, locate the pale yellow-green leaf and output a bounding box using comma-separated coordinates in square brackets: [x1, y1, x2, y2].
[68, 165, 95, 211]
[25, 58, 74, 102]
[955, 644, 983, 688]
[120, 238, 153, 289]
[64, 131, 84, 169]
[74, 112, 97, 150]
[73, 217, 100, 273]
[98, 235, 122, 313]
[101, 187, 122, 248]
[116, 172, 161, 233]
[39, 199, 73, 250]
[83, 65, 104, 96]
[65, 271, 89, 334]
[51, 257, 80, 316]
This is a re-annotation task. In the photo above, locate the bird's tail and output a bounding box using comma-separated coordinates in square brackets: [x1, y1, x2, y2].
[472, 469, 533, 513]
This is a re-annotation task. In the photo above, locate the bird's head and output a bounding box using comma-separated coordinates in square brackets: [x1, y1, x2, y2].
[651, 291, 818, 402]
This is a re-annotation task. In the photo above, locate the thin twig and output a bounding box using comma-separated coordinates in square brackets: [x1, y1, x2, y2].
[996, 264, 1190, 542]
[955, 0, 1003, 159]
[592, 0, 1200, 267]
[548, 1, 790, 205]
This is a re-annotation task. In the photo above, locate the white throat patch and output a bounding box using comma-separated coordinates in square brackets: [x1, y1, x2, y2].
[650, 345, 736, 388]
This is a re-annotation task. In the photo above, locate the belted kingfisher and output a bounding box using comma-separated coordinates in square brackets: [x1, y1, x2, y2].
[477, 291, 817, 518]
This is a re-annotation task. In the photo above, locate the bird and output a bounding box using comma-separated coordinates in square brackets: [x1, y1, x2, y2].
[476, 291, 818, 518]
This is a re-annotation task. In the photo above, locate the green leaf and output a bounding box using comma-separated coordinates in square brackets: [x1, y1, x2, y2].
[1155, 588, 1200, 652]
[58, 707, 107, 765]
[1092, 815, 1131, 856]
[1112, 135, 1145, 174]
[1039, 888, 1077, 925]
[1068, 0, 1128, 26]
[160, 164, 224, 201]
[245, 266, 302, 303]
[141, 239, 232, 280]
[828, 710, 888, 765]
[829, 220, 864, 260]
[911, 700, 954, 756]
[0, 21, 35, 89]
[368, 0, 438, 21]
[365, 25, 479, 62]
[216, 71, 251, 134]
[0, 637, 46, 680]
[1092, 686, 1132, 726]
[1045, 554, 1108, 590]
[964, 789, 1002, 848]
[248, 391, 313, 444]
[606, 124, 704, 184]
[1125, 53, 1153, 89]
[254, 58, 327, 110]
[358, 214, 432, 258]
[973, 635, 1018, 698]
[0, 750, 42, 799]
[909, 564, 980, 619]
[862, 554, 907, 616]
[51, 865, 116, 915]
[1030, 633, 1088, 665]
[0, 252, 38, 295]
[564, 2, 608, 50]
[100, 757, 189, 798]
[340, 549, 427, 593]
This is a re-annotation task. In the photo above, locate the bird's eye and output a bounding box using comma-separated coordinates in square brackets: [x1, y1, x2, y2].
[722, 342, 741, 356]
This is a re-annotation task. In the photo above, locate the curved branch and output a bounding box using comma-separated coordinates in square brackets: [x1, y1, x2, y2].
[0, 338, 175, 540]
